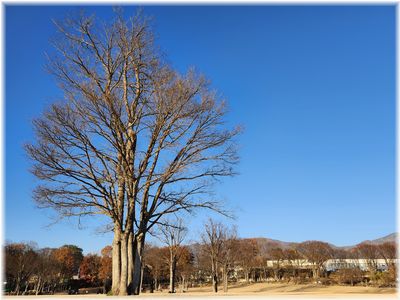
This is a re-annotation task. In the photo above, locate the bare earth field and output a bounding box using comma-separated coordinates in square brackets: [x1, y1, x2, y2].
[4, 283, 398, 299]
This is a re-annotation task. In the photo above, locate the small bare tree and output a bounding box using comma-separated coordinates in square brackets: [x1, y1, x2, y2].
[219, 227, 238, 292]
[353, 243, 380, 273]
[236, 239, 259, 283]
[296, 241, 334, 279]
[26, 10, 240, 296]
[201, 219, 226, 293]
[283, 248, 303, 280]
[158, 218, 187, 293]
[377, 242, 397, 271]
[143, 245, 166, 292]
[269, 247, 285, 280]
[176, 246, 194, 292]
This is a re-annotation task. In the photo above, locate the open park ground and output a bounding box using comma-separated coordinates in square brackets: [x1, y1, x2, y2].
[4, 283, 397, 299]
[142, 282, 397, 297]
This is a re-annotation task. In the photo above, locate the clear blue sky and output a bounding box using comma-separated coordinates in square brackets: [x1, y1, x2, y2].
[5, 5, 396, 254]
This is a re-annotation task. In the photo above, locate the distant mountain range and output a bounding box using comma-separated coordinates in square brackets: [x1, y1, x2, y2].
[358, 233, 397, 245]
[247, 233, 397, 252]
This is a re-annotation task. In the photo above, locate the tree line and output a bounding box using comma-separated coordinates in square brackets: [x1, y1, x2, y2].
[4, 243, 111, 295]
[4, 219, 397, 295]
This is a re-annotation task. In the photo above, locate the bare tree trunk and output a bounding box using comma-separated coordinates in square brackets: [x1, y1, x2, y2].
[213, 274, 218, 293]
[37, 280, 43, 296]
[312, 266, 319, 280]
[132, 240, 141, 295]
[119, 233, 129, 295]
[222, 265, 228, 293]
[132, 233, 145, 295]
[23, 281, 28, 295]
[223, 264, 228, 292]
[211, 259, 218, 293]
[140, 264, 144, 293]
[154, 277, 158, 291]
[127, 232, 134, 294]
[15, 277, 21, 295]
[169, 255, 176, 293]
[112, 227, 121, 295]
[35, 277, 42, 295]
[274, 267, 279, 281]
[40, 280, 45, 295]
[180, 275, 185, 293]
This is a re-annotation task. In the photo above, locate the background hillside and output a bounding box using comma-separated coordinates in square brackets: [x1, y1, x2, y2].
[247, 233, 397, 252]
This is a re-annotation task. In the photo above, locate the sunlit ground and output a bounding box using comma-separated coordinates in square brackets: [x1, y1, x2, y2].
[4, 282, 397, 299]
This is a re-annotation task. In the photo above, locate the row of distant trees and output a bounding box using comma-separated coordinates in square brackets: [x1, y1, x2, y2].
[4, 243, 112, 295]
[144, 219, 397, 293]
[5, 219, 397, 295]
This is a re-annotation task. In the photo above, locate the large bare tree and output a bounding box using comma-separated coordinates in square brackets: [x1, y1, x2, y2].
[26, 10, 240, 295]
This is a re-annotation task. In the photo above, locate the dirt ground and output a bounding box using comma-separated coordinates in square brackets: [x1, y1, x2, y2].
[5, 282, 397, 299]
[140, 282, 397, 297]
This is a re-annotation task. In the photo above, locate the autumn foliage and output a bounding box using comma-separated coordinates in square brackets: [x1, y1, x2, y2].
[4, 237, 398, 295]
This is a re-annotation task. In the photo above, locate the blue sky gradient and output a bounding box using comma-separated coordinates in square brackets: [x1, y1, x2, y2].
[5, 5, 396, 253]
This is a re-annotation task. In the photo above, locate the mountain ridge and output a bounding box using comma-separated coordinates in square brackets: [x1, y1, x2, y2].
[243, 233, 397, 252]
